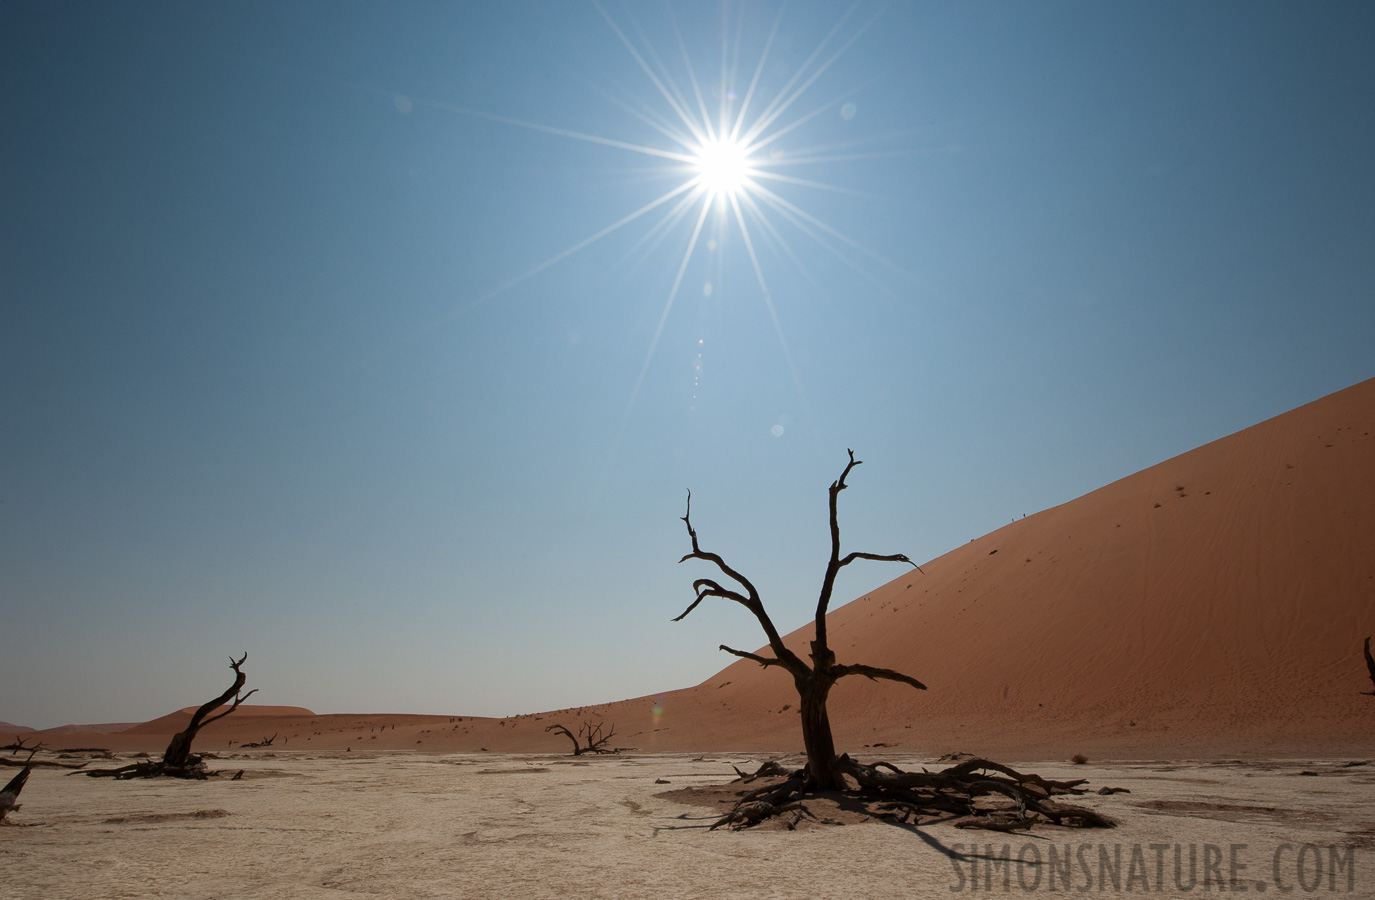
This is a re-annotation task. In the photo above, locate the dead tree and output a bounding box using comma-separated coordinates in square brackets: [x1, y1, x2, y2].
[545, 721, 618, 755]
[677, 451, 924, 792]
[240, 733, 277, 749]
[1363, 637, 1375, 696]
[3, 736, 37, 756]
[84, 653, 256, 779]
[676, 451, 1115, 830]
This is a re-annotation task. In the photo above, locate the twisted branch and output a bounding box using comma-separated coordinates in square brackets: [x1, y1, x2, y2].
[814, 450, 921, 651]
[677, 490, 807, 677]
[719, 645, 786, 669]
[832, 663, 927, 691]
[187, 653, 257, 733]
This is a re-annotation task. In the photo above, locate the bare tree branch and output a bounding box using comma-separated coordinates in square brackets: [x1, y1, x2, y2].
[678, 490, 805, 674]
[814, 450, 922, 649]
[719, 645, 786, 669]
[187, 653, 255, 732]
[199, 688, 258, 730]
[3, 737, 39, 756]
[545, 723, 581, 754]
[839, 551, 924, 574]
[671, 579, 751, 622]
[832, 663, 927, 691]
[678, 493, 765, 610]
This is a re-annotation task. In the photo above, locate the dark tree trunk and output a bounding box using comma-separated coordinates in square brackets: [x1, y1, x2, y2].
[797, 674, 840, 790]
[0, 762, 33, 823]
[161, 652, 253, 771]
[163, 732, 196, 770]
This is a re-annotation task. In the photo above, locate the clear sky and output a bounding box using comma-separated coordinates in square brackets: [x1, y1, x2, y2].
[3, 1, 1372, 729]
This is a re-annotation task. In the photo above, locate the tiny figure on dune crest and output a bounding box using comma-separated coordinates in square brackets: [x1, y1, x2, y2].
[83, 652, 256, 780]
[545, 720, 618, 755]
[676, 450, 1115, 832]
[1362, 637, 1375, 697]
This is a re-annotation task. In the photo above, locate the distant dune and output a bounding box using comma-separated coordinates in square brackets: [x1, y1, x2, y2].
[21, 378, 1375, 759]
[31, 722, 141, 735]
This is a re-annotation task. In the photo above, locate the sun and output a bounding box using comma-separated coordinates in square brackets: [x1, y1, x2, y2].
[693, 137, 753, 198]
[434, 3, 908, 438]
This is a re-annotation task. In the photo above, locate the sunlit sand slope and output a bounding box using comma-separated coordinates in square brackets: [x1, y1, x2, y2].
[664, 376, 1375, 757]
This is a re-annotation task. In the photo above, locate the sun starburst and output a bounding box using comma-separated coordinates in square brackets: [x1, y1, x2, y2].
[693, 137, 754, 198]
[423, 2, 912, 444]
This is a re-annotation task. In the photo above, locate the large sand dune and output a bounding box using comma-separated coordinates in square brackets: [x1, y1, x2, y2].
[7, 379, 1373, 759]
[639, 376, 1375, 757]
[531, 376, 1374, 758]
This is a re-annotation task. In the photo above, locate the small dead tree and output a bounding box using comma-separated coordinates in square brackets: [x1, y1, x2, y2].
[545, 721, 617, 755]
[676, 451, 1115, 830]
[84, 653, 256, 779]
[3, 736, 38, 756]
[240, 733, 277, 749]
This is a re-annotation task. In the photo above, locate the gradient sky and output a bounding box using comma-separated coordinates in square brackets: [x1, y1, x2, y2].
[3, 1, 1372, 728]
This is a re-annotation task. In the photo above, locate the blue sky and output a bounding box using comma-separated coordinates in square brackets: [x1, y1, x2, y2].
[3, 1, 1372, 728]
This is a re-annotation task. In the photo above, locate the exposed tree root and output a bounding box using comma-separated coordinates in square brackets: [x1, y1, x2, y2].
[712, 799, 817, 831]
[708, 754, 1116, 831]
[731, 760, 791, 783]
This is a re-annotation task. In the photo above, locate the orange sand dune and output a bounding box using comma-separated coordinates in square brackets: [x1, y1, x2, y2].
[637, 376, 1375, 758]
[573, 376, 1374, 759]
[31, 378, 1375, 759]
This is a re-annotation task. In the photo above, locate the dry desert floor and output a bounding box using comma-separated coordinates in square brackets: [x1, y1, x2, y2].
[4, 751, 1374, 899]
